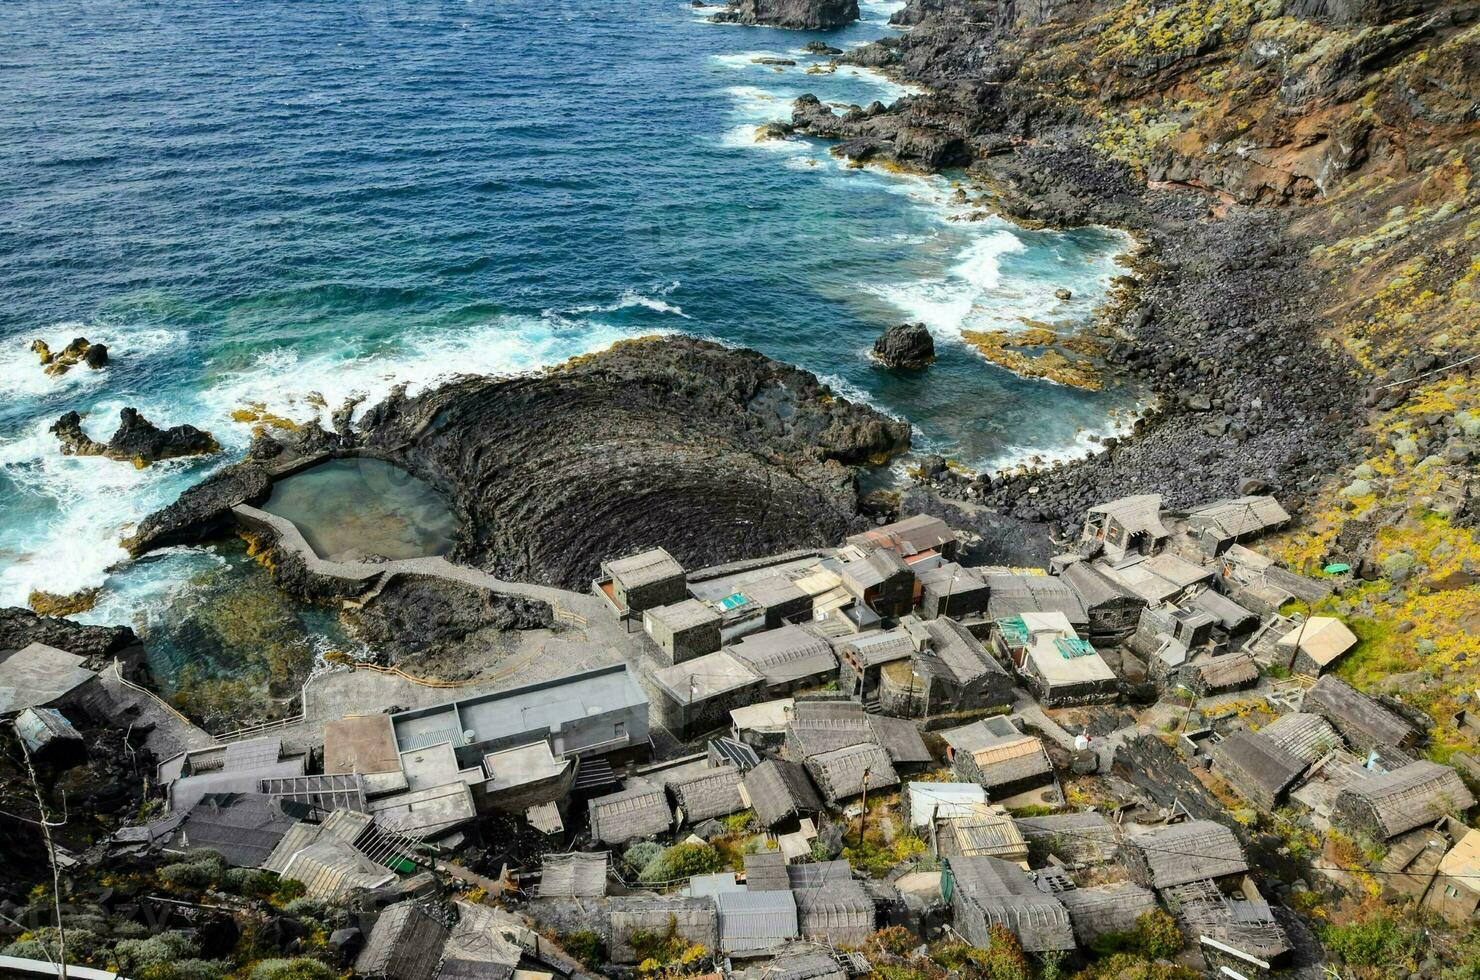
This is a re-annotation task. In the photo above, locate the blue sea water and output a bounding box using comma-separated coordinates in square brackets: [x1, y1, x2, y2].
[0, 0, 1139, 615]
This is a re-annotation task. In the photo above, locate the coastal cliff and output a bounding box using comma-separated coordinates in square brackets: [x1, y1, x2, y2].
[133, 336, 910, 591]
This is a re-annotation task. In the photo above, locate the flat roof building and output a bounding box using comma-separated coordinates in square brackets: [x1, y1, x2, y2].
[644, 599, 723, 666]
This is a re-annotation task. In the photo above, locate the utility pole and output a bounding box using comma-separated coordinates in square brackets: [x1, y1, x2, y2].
[857, 767, 871, 846]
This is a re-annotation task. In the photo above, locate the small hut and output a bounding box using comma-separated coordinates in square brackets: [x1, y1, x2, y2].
[805, 741, 899, 805]
[1123, 821, 1248, 890]
[942, 718, 1055, 799]
[1257, 712, 1342, 765]
[743, 759, 824, 828]
[644, 599, 723, 666]
[355, 901, 450, 980]
[1425, 829, 1480, 924]
[1184, 652, 1259, 697]
[669, 765, 746, 823]
[608, 896, 718, 965]
[932, 804, 1029, 864]
[1060, 560, 1144, 643]
[1333, 761, 1476, 840]
[588, 786, 672, 845]
[1276, 617, 1358, 676]
[1303, 675, 1422, 755]
[946, 855, 1075, 953]
[539, 852, 608, 898]
[794, 878, 875, 947]
[1211, 731, 1308, 809]
[1015, 812, 1120, 865]
[1058, 882, 1158, 945]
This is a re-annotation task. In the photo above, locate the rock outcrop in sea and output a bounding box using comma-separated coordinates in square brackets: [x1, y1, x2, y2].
[713, 0, 860, 30]
[131, 337, 911, 591]
[30, 336, 108, 376]
[51, 408, 220, 468]
[872, 322, 935, 369]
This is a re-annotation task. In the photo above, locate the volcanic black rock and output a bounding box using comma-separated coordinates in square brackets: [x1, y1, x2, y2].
[872, 322, 936, 369]
[713, 0, 860, 30]
[125, 463, 273, 556]
[51, 408, 220, 467]
[345, 577, 553, 670]
[0, 606, 137, 658]
[132, 337, 911, 591]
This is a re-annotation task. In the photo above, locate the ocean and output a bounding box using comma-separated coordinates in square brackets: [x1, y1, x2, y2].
[0, 0, 1137, 627]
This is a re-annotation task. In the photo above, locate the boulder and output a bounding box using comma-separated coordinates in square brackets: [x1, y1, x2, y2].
[50, 408, 220, 467]
[872, 322, 936, 369]
[712, 0, 860, 30]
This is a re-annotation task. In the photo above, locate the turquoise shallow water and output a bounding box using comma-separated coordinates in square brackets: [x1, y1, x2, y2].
[0, 0, 1138, 617]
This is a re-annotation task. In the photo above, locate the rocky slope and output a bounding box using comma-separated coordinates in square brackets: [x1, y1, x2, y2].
[785, 0, 1476, 538]
[133, 337, 910, 590]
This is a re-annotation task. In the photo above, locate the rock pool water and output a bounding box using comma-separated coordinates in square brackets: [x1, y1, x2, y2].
[261, 458, 459, 562]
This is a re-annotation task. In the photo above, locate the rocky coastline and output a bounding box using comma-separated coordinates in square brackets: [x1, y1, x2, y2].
[130, 336, 911, 593]
[711, 0, 860, 30]
[784, 0, 1392, 541]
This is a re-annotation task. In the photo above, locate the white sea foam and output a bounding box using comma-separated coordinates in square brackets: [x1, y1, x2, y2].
[0, 313, 659, 607]
[866, 230, 1028, 336]
[988, 406, 1146, 476]
[570, 287, 693, 319]
[0, 324, 186, 400]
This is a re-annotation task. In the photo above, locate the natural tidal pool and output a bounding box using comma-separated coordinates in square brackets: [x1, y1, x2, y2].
[261, 458, 459, 562]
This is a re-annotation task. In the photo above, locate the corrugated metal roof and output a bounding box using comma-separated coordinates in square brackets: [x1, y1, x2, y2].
[714, 890, 799, 954]
[908, 782, 987, 827]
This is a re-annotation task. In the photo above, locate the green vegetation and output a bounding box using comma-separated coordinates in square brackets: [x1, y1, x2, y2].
[560, 930, 606, 971]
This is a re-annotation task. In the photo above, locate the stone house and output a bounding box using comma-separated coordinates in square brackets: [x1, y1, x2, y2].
[892, 616, 1015, 716]
[588, 785, 672, 845]
[1210, 730, 1308, 809]
[608, 896, 717, 964]
[1122, 821, 1249, 891]
[942, 717, 1055, 800]
[917, 563, 991, 620]
[837, 628, 913, 702]
[599, 547, 687, 617]
[1333, 761, 1475, 841]
[1185, 496, 1291, 555]
[1425, 829, 1480, 924]
[644, 598, 722, 666]
[847, 513, 958, 562]
[1010, 611, 1118, 707]
[1059, 560, 1144, 643]
[1275, 616, 1359, 676]
[1081, 494, 1169, 562]
[650, 650, 766, 740]
[839, 548, 916, 618]
[946, 855, 1075, 953]
[1303, 674, 1422, 758]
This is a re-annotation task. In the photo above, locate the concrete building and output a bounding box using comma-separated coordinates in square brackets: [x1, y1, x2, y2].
[651, 650, 766, 740]
[598, 547, 687, 617]
[391, 663, 649, 762]
[644, 598, 723, 666]
[1010, 611, 1118, 707]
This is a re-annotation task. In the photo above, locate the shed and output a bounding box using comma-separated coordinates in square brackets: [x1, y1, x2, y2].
[933, 805, 1028, 864]
[744, 759, 824, 828]
[847, 513, 958, 560]
[670, 765, 746, 823]
[1059, 882, 1158, 944]
[1186, 497, 1291, 553]
[1060, 561, 1144, 642]
[742, 851, 791, 891]
[756, 951, 848, 980]
[602, 548, 687, 616]
[539, 852, 608, 898]
[1257, 712, 1341, 765]
[1186, 652, 1259, 697]
[1190, 589, 1258, 638]
[1122, 821, 1248, 890]
[608, 896, 717, 965]
[1211, 731, 1308, 809]
[714, 889, 799, 955]
[805, 741, 899, 804]
[868, 715, 931, 768]
[907, 782, 987, 828]
[588, 786, 672, 844]
[1100, 554, 1213, 605]
[355, 901, 449, 980]
[277, 837, 397, 900]
[918, 563, 990, 619]
[728, 625, 838, 690]
[13, 706, 83, 757]
[785, 699, 874, 759]
[1015, 812, 1120, 865]
[442, 900, 525, 975]
[1081, 495, 1169, 562]
[1303, 675, 1421, 754]
[1276, 617, 1359, 676]
[942, 719, 1055, 799]
[0, 643, 98, 715]
[838, 629, 914, 701]
[793, 877, 875, 947]
[645, 599, 723, 666]
[945, 855, 1075, 953]
[1333, 761, 1475, 840]
[840, 548, 916, 617]
[173, 793, 296, 867]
